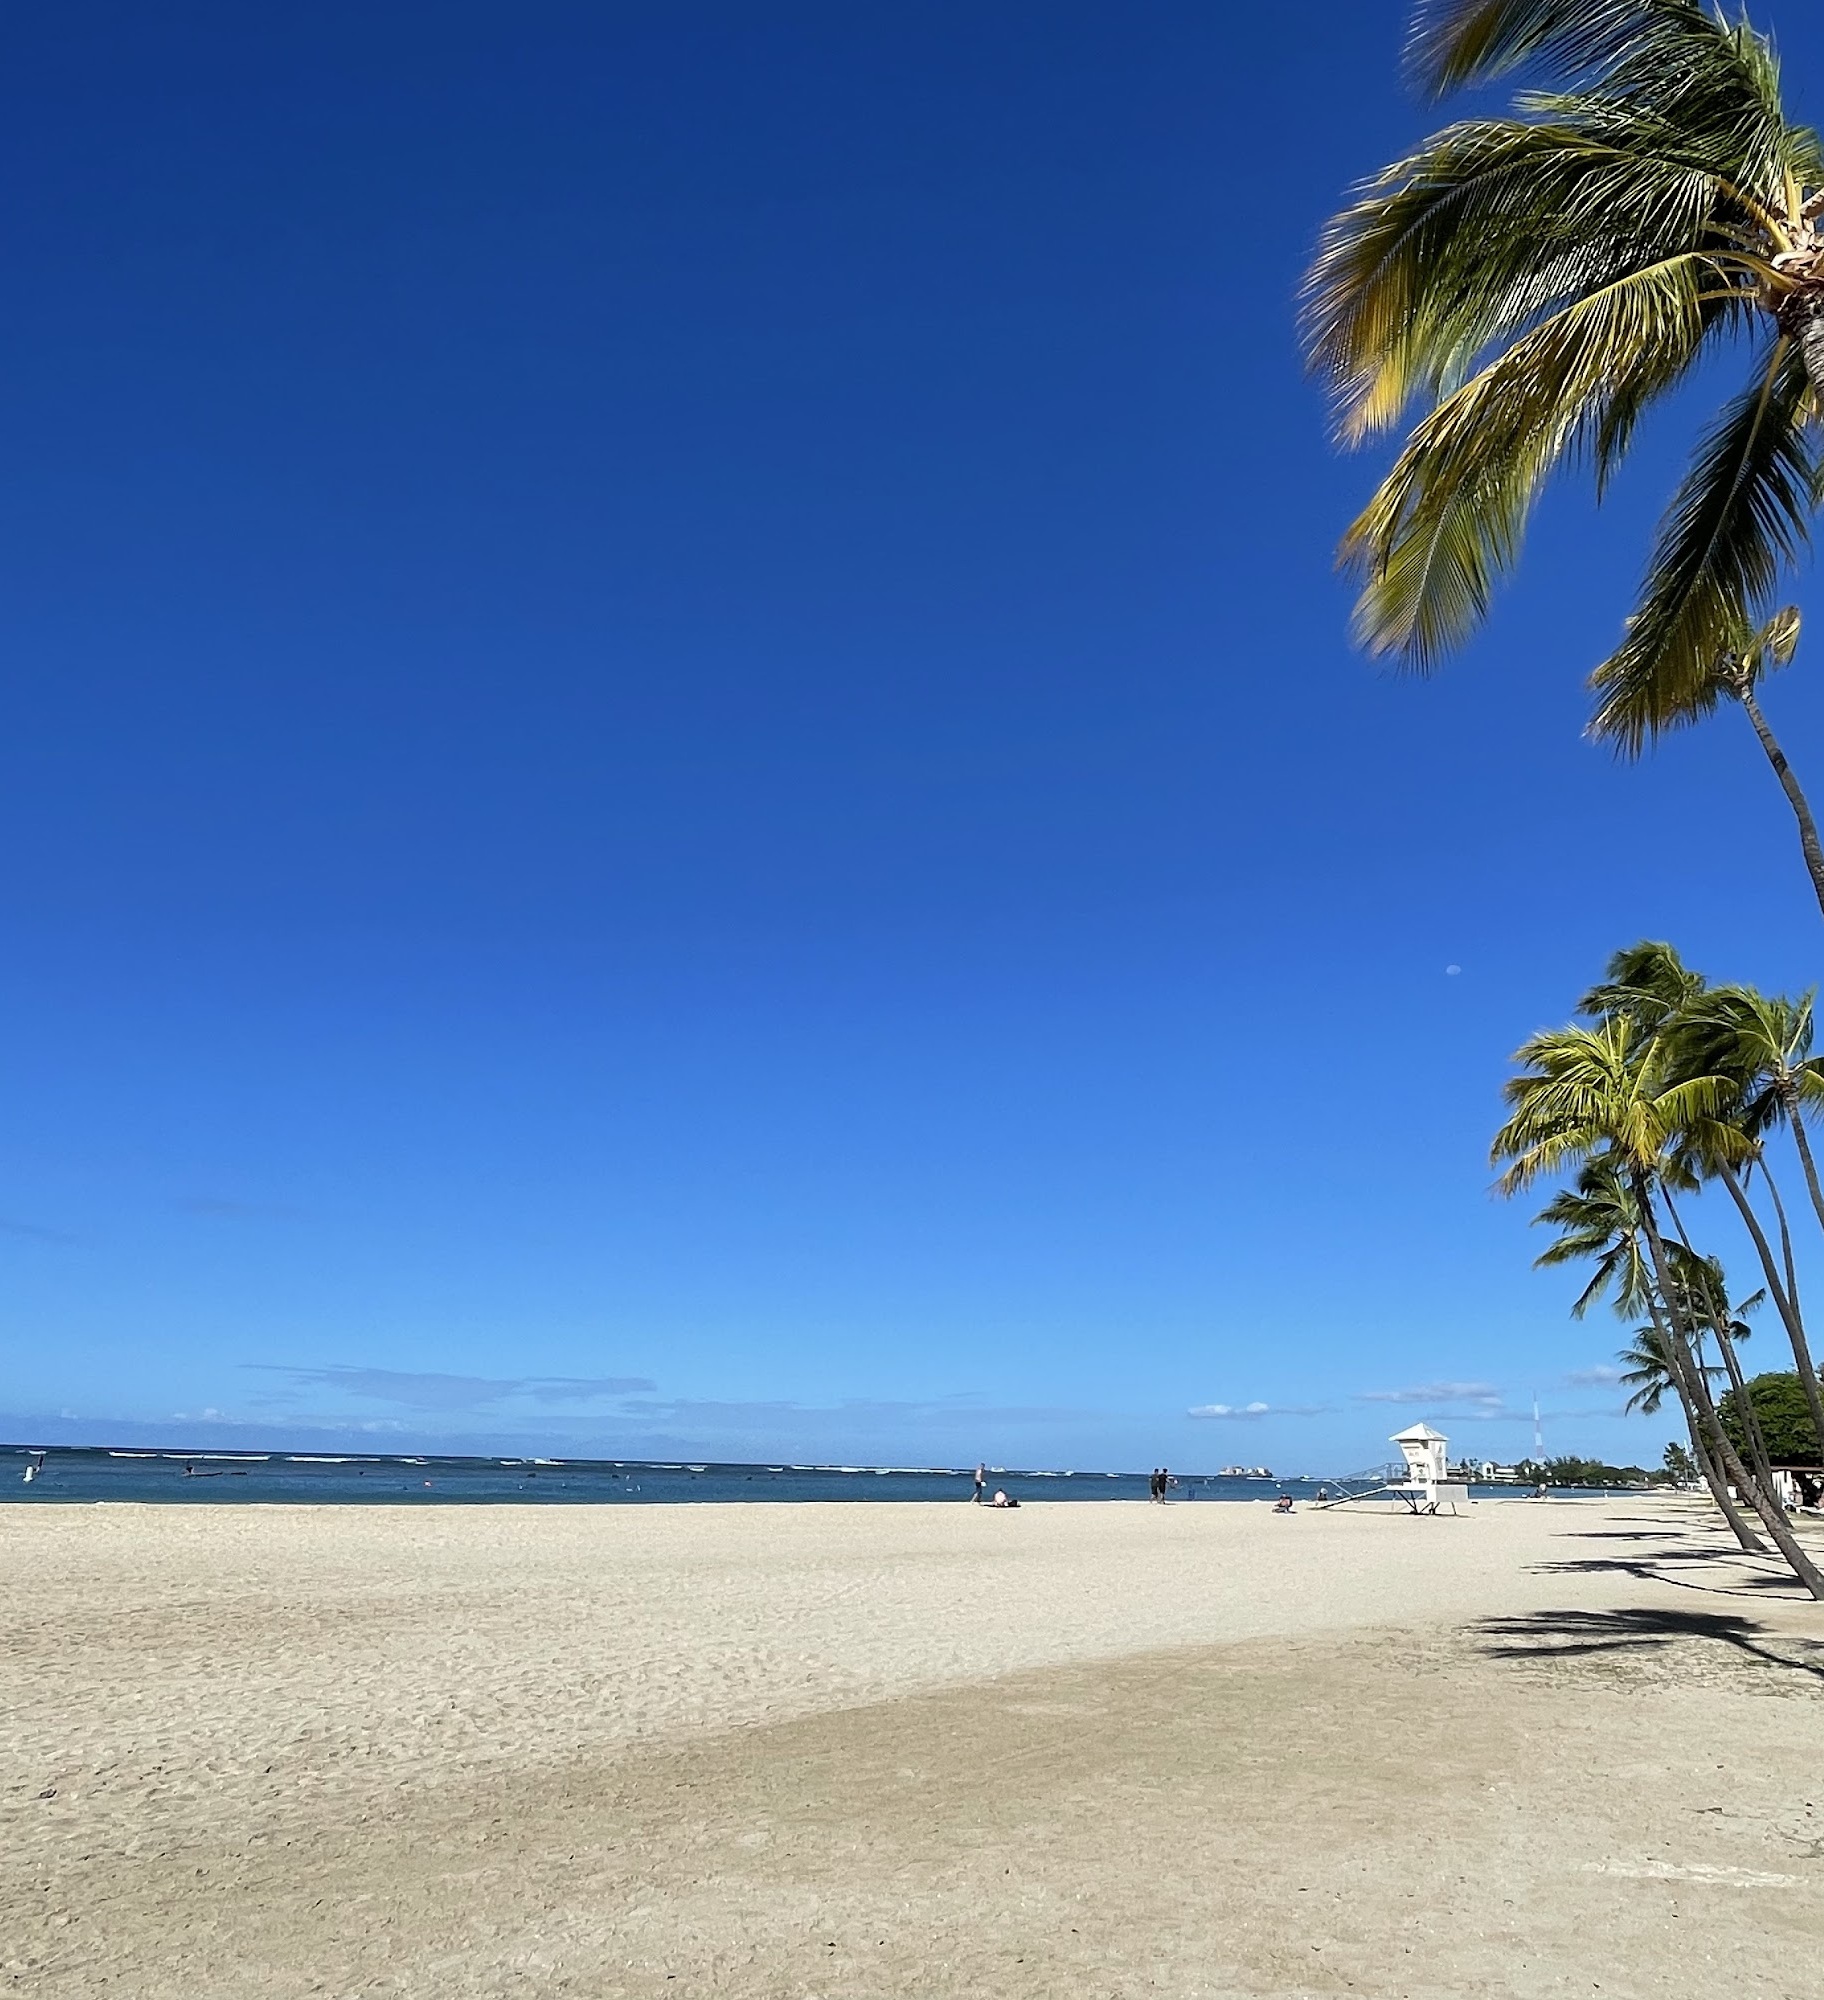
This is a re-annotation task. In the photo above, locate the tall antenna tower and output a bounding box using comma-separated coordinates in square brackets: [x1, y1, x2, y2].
[1532, 1393, 1544, 1462]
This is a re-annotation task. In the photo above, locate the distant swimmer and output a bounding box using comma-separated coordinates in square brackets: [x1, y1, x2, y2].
[22, 1452, 44, 1483]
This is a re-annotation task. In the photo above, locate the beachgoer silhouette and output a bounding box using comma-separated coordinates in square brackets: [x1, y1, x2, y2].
[972, 1462, 986, 1503]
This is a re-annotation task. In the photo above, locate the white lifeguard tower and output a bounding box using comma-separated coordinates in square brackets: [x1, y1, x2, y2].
[1387, 1423, 1468, 1514]
[1314, 1423, 1470, 1514]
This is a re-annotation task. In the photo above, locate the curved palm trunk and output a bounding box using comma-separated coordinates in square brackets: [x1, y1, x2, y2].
[1634, 1173, 1824, 1596]
[1737, 683, 1824, 920]
[1663, 1195, 1790, 1522]
[1665, 1326, 1765, 1552]
[1689, 1412, 1761, 1549]
[1713, 1324, 1786, 1517]
[1780, 1089, 1824, 1246]
[1763, 1158, 1804, 1321]
[1713, 1158, 1824, 1457]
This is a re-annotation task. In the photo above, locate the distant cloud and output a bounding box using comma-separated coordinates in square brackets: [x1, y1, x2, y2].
[616, 1395, 1081, 1427]
[1187, 1400, 1329, 1421]
[0, 1216, 76, 1243]
[1356, 1381, 1503, 1408]
[247, 1366, 656, 1412]
[177, 1196, 305, 1220]
[1566, 1365, 1624, 1386]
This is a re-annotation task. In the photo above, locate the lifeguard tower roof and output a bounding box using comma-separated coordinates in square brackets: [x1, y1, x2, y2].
[1389, 1423, 1447, 1442]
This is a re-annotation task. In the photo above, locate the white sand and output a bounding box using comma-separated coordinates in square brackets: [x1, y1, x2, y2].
[5, 1495, 1823, 1996]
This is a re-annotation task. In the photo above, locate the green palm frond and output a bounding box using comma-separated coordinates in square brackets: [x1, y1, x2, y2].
[1340, 254, 1717, 664]
[1588, 338, 1821, 748]
[1410, 0, 1738, 101]
[1491, 1013, 1733, 1191]
[1310, 0, 1824, 734]
[1577, 938, 1705, 1026]
[1305, 120, 1728, 445]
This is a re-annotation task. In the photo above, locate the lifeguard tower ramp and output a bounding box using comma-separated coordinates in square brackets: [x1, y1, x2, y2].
[1314, 1424, 1470, 1515]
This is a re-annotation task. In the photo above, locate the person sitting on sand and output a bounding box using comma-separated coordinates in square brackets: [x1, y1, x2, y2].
[1272, 1493, 1294, 1514]
[989, 1489, 1019, 1509]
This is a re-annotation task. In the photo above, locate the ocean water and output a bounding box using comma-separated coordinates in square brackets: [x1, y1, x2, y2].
[1, 1449, 1554, 1506]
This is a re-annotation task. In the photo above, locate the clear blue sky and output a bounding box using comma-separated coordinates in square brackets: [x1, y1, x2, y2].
[6, 0, 1824, 1472]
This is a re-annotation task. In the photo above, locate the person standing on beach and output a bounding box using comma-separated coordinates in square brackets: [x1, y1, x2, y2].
[972, 1462, 986, 1504]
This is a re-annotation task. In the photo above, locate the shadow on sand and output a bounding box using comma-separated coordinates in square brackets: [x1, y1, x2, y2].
[1472, 1605, 1824, 1683]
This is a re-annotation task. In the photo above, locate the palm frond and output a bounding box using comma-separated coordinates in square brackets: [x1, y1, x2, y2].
[1588, 337, 1820, 748]
[1340, 254, 1714, 664]
[1303, 111, 1737, 444]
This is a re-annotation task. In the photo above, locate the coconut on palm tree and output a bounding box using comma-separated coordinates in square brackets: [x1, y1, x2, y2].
[1304, 0, 1824, 910]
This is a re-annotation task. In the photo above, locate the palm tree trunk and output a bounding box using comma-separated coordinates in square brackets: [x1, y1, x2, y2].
[1738, 682, 1824, 920]
[1713, 1323, 1787, 1518]
[1664, 1321, 1765, 1552]
[1689, 1412, 1761, 1549]
[1634, 1173, 1824, 1596]
[1781, 1087, 1824, 1242]
[1662, 1193, 1791, 1523]
[1762, 1155, 1804, 1320]
[1713, 1157, 1824, 1455]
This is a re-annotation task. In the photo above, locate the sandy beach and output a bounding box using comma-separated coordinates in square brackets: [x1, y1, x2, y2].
[4, 1494, 1822, 1998]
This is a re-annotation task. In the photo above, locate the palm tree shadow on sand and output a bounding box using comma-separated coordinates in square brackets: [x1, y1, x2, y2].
[1473, 1606, 1824, 1684]
[1524, 1518, 1823, 1598]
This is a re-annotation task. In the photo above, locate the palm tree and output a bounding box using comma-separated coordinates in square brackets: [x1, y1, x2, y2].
[1616, 1323, 1733, 1502]
[1670, 975, 1824, 1447]
[1537, 1158, 1764, 1547]
[1693, 608, 1824, 918]
[1303, 0, 1824, 907]
[1492, 1016, 1824, 1592]
[1577, 940, 1824, 1446]
[1656, 1241, 1785, 1499]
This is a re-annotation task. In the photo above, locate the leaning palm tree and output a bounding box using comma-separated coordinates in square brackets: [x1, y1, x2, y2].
[1617, 1323, 1741, 1510]
[1690, 609, 1824, 918]
[1304, 0, 1824, 908]
[1537, 1156, 1764, 1546]
[1493, 1015, 1824, 1591]
[1578, 940, 1824, 1443]
[1656, 1243, 1786, 1499]
[1667, 974, 1824, 1446]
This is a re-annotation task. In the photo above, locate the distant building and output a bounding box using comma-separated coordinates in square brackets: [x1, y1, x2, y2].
[1450, 1458, 1523, 1483]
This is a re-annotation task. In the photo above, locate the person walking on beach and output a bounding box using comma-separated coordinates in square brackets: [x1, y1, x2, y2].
[972, 1462, 986, 1504]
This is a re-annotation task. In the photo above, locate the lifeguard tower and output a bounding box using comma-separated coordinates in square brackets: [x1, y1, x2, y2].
[1387, 1423, 1468, 1514]
[1314, 1423, 1470, 1514]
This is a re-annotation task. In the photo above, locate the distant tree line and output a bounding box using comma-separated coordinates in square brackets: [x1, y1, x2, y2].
[1512, 1456, 1662, 1489]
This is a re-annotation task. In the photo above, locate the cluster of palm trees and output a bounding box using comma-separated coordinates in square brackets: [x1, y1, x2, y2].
[1495, 943, 1824, 1591]
[1305, 0, 1824, 1590]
